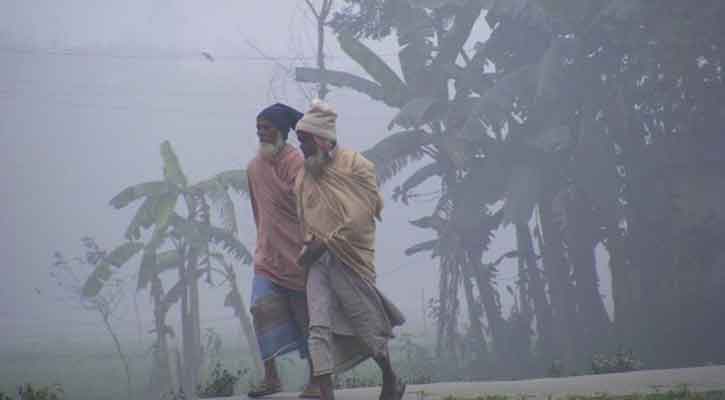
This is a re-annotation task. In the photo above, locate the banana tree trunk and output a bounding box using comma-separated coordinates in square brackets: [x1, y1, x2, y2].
[150, 277, 173, 397]
[178, 245, 201, 399]
[461, 257, 488, 368]
[227, 267, 264, 380]
[190, 257, 202, 390]
[567, 189, 612, 362]
[435, 257, 461, 362]
[180, 195, 204, 398]
[471, 259, 509, 377]
[516, 223, 554, 365]
[538, 188, 577, 372]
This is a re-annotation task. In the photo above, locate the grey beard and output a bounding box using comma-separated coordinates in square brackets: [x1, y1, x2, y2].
[258, 137, 285, 160]
[304, 151, 330, 179]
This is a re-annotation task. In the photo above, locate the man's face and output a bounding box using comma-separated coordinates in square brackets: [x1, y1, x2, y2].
[297, 130, 331, 178]
[296, 130, 318, 159]
[257, 118, 285, 159]
[257, 119, 280, 144]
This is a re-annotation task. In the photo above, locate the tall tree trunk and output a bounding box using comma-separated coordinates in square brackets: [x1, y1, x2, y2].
[436, 257, 461, 363]
[178, 245, 199, 399]
[150, 277, 173, 397]
[471, 259, 510, 378]
[226, 265, 264, 380]
[316, 6, 329, 100]
[567, 189, 612, 363]
[603, 227, 639, 352]
[189, 251, 202, 393]
[305, 0, 333, 99]
[538, 188, 577, 372]
[608, 86, 658, 364]
[516, 223, 554, 367]
[179, 195, 204, 398]
[461, 256, 488, 377]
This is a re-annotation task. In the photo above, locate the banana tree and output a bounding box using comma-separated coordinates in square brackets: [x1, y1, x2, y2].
[94, 140, 254, 398]
[298, 0, 532, 375]
[300, 0, 622, 374]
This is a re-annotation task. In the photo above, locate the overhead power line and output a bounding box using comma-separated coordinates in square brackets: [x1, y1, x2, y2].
[0, 46, 400, 62]
[0, 91, 394, 121]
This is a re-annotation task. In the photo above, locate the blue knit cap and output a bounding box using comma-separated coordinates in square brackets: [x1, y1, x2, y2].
[257, 103, 304, 140]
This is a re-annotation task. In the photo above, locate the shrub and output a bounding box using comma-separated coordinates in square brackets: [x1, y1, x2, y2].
[197, 362, 246, 398]
[17, 384, 64, 400]
[591, 350, 643, 374]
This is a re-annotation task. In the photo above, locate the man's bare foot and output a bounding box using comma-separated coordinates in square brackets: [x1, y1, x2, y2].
[379, 376, 406, 400]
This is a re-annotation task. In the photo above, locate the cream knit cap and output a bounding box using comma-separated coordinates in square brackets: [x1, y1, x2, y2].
[295, 99, 337, 141]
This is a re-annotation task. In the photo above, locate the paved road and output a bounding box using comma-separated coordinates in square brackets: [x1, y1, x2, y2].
[218, 365, 725, 399]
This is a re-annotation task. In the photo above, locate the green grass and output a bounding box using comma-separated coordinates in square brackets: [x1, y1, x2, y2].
[442, 389, 725, 400]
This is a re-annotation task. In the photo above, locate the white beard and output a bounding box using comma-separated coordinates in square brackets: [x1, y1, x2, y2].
[304, 151, 330, 179]
[258, 136, 285, 160]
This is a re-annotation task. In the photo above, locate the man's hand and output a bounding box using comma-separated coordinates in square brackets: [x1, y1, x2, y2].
[297, 238, 327, 268]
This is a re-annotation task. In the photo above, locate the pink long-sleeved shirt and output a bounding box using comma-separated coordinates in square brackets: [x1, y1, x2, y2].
[247, 144, 306, 291]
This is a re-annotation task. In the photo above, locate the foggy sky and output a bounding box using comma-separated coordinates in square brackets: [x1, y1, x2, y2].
[0, 0, 598, 348]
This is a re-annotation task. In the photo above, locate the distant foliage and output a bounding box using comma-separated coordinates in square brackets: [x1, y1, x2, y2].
[591, 350, 643, 374]
[15, 384, 64, 400]
[393, 334, 437, 384]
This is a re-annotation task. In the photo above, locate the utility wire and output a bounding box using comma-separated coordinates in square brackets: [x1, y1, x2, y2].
[0, 46, 400, 62]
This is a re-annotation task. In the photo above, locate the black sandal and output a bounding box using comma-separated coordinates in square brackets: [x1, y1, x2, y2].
[248, 381, 282, 398]
[298, 383, 321, 398]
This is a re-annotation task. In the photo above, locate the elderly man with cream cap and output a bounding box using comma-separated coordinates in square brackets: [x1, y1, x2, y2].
[294, 100, 407, 400]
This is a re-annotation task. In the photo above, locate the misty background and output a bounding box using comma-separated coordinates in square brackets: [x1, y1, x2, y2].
[4, 1, 694, 399]
[0, 0, 552, 348]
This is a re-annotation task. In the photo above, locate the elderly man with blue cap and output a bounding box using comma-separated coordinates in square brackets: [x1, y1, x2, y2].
[245, 103, 319, 398]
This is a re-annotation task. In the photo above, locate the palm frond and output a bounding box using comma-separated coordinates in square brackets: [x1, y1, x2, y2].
[81, 261, 112, 298]
[206, 225, 252, 263]
[405, 239, 439, 256]
[388, 97, 443, 130]
[362, 130, 431, 185]
[408, 0, 468, 9]
[191, 178, 238, 235]
[109, 181, 173, 209]
[168, 214, 252, 264]
[104, 241, 144, 268]
[393, 162, 442, 204]
[214, 169, 249, 196]
[488, 0, 550, 29]
[296, 68, 388, 105]
[124, 197, 157, 240]
[160, 141, 188, 188]
[337, 32, 410, 107]
[462, 64, 538, 137]
[160, 270, 206, 315]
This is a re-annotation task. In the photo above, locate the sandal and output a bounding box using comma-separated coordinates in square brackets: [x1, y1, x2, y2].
[248, 381, 282, 398]
[298, 383, 321, 398]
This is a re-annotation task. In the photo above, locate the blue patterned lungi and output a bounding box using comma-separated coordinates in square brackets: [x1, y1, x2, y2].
[250, 275, 309, 360]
